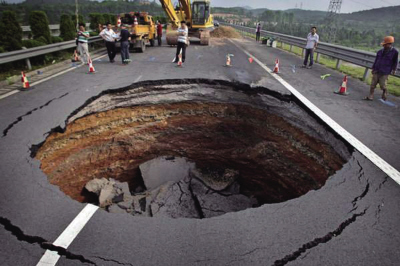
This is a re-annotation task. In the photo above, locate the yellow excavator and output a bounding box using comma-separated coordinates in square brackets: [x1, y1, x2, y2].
[159, 0, 214, 45]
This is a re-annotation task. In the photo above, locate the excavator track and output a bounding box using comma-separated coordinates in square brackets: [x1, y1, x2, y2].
[200, 31, 210, 46]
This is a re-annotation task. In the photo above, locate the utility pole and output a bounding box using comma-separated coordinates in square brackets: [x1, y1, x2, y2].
[325, 0, 342, 43]
[75, 0, 79, 31]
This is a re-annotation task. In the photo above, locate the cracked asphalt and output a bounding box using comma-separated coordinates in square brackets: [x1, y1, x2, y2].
[1, 37, 400, 265]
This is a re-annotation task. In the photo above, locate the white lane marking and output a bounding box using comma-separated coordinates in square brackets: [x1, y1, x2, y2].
[134, 75, 143, 83]
[0, 54, 108, 101]
[0, 90, 19, 100]
[37, 204, 99, 266]
[229, 39, 400, 186]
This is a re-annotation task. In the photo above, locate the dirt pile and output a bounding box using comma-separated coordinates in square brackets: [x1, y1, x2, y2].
[211, 26, 241, 39]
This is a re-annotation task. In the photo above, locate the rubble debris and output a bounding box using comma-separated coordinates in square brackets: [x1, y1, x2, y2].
[139, 156, 195, 190]
[210, 26, 241, 39]
[86, 161, 259, 219]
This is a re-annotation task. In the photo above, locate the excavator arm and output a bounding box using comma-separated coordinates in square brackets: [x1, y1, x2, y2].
[159, 0, 181, 27]
[179, 0, 192, 22]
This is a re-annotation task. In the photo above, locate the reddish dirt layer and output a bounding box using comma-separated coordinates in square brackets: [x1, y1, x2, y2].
[36, 102, 345, 203]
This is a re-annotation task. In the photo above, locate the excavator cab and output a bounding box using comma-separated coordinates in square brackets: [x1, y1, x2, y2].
[192, 1, 211, 26]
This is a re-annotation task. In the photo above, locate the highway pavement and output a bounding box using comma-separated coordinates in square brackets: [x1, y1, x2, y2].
[0, 37, 400, 265]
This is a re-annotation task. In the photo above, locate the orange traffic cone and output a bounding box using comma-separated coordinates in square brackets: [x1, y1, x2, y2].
[177, 49, 183, 67]
[134, 16, 138, 26]
[273, 58, 280, 73]
[117, 17, 121, 27]
[248, 57, 254, 64]
[72, 50, 79, 62]
[21, 71, 30, 90]
[88, 58, 96, 73]
[334, 75, 349, 95]
[225, 54, 234, 67]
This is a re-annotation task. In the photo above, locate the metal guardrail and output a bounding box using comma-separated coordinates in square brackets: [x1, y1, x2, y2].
[222, 22, 400, 79]
[0, 36, 103, 66]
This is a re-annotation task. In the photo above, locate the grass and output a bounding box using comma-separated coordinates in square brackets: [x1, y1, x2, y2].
[278, 41, 400, 96]
[233, 28, 400, 96]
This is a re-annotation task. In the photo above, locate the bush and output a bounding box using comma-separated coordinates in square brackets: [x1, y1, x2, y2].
[71, 14, 85, 26]
[51, 36, 64, 43]
[89, 13, 105, 32]
[102, 14, 111, 25]
[0, 46, 5, 53]
[35, 36, 49, 45]
[22, 39, 46, 48]
[60, 14, 76, 41]
[29, 11, 51, 44]
[89, 31, 99, 37]
[0, 11, 23, 52]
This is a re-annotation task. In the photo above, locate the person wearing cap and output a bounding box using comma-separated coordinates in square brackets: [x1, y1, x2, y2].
[365, 36, 398, 101]
[173, 21, 188, 65]
[119, 24, 131, 65]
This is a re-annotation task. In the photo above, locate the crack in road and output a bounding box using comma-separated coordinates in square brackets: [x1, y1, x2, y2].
[2, 92, 69, 137]
[0, 216, 95, 264]
[92, 256, 134, 266]
[352, 183, 370, 207]
[375, 176, 389, 192]
[272, 208, 368, 266]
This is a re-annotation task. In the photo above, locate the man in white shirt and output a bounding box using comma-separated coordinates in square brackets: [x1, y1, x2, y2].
[100, 22, 117, 63]
[174, 21, 188, 65]
[302, 26, 319, 69]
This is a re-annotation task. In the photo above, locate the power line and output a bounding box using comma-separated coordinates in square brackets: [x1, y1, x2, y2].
[347, 0, 375, 9]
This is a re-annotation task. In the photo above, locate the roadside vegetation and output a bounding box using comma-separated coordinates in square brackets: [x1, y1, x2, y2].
[240, 30, 400, 96]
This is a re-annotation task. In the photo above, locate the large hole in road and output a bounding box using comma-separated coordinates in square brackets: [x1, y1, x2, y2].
[33, 79, 350, 219]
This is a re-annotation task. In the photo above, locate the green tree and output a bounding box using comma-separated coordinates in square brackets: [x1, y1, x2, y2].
[89, 13, 105, 31]
[71, 14, 85, 27]
[0, 11, 23, 51]
[29, 11, 51, 44]
[59, 14, 75, 41]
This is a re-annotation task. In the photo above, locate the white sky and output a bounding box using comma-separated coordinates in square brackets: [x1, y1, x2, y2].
[4, 0, 400, 13]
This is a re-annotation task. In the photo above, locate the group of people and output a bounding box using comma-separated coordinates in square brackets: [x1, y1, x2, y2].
[255, 22, 398, 101]
[75, 20, 165, 66]
[301, 26, 398, 101]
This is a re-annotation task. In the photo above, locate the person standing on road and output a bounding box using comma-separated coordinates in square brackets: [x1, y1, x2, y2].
[302, 26, 319, 69]
[256, 22, 261, 42]
[174, 21, 188, 65]
[77, 23, 91, 65]
[157, 21, 163, 46]
[364, 36, 398, 101]
[120, 24, 131, 65]
[100, 23, 117, 63]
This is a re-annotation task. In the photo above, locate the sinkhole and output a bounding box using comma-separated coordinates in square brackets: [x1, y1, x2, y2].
[33, 79, 350, 219]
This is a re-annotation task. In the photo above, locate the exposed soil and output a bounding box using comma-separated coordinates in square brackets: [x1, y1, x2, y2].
[34, 79, 350, 214]
[211, 26, 242, 39]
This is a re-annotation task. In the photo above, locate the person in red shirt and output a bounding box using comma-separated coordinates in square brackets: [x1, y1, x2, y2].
[157, 21, 163, 46]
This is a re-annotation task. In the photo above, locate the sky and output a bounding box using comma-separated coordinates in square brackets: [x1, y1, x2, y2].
[3, 0, 400, 13]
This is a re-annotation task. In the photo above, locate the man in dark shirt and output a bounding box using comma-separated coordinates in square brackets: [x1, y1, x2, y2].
[365, 36, 399, 101]
[157, 21, 163, 46]
[256, 22, 261, 42]
[120, 24, 131, 65]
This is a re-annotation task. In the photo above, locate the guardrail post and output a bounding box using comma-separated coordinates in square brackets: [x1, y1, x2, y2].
[316, 53, 320, 63]
[302, 49, 305, 57]
[289, 45, 293, 52]
[22, 47, 32, 70]
[336, 59, 342, 70]
[363, 68, 371, 81]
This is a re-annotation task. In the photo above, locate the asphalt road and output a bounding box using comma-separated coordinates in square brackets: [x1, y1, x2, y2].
[0, 37, 400, 266]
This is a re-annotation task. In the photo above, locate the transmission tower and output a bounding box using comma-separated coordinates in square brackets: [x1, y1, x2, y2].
[325, 0, 342, 43]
